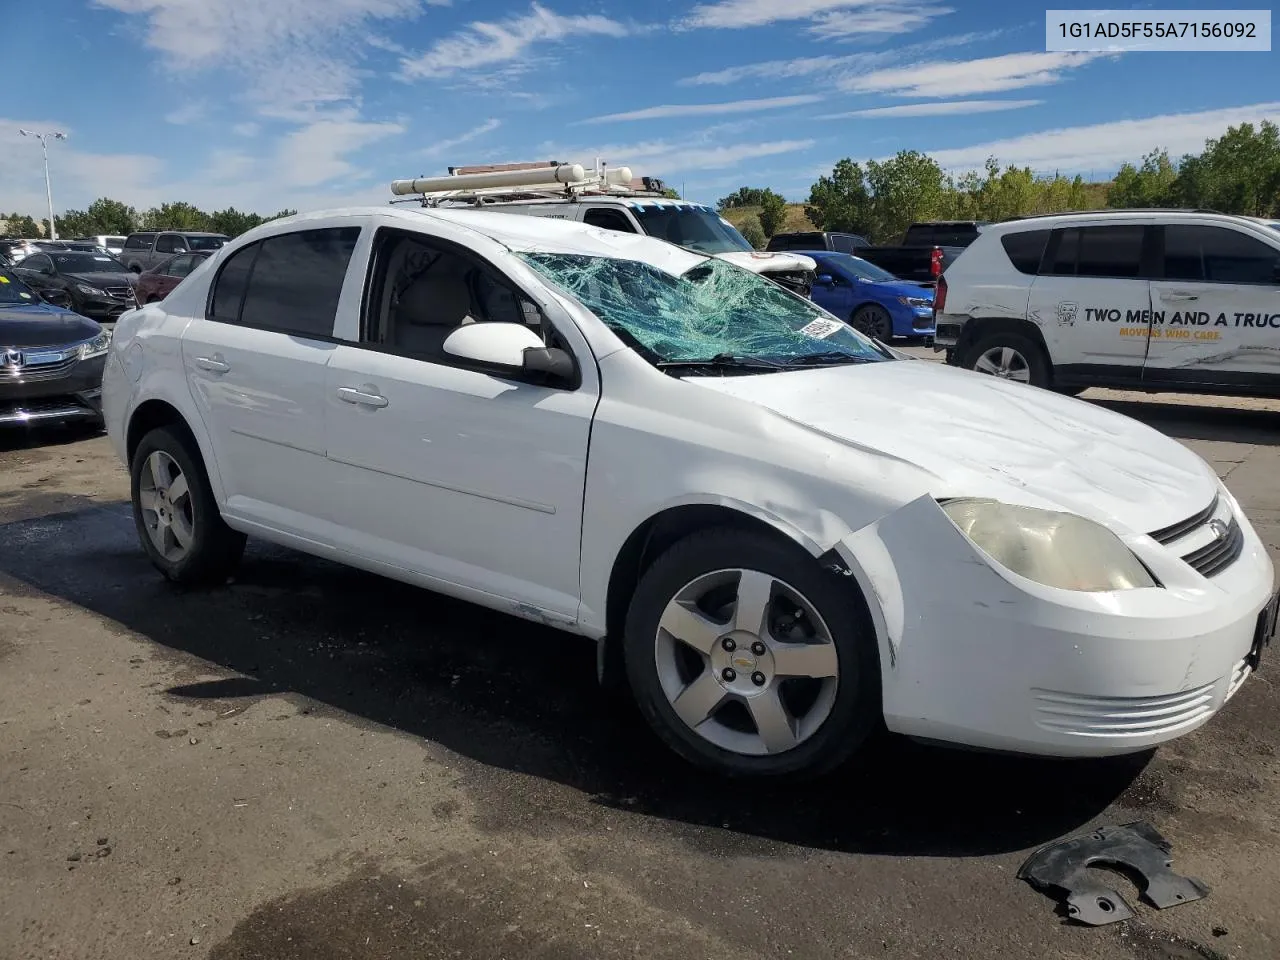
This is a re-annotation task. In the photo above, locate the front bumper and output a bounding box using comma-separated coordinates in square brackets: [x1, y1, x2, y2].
[838, 493, 1275, 757]
[76, 291, 137, 322]
[0, 355, 106, 426]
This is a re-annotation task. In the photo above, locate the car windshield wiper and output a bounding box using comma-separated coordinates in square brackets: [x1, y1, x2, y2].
[780, 351, 877, 367]
[656, 353, 784, 374]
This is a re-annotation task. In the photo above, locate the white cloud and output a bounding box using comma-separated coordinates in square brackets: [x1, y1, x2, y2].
[820, 99, 1042, 119]
[232, 122, 261, 137]
[401, 3, 632, 79]
[545, 137, 815, 177]
[679, 30, 1006, 85]
[681, 0, 950, 34]
[842, 51, 1107, 97]
[164, 100, 207, 125]
[275, 111, 406, 187]
[423, 119, 502, 157]
[581, 95, 821, 124]
[925, 102, 1280, 173]
[94, 0, 424, 116]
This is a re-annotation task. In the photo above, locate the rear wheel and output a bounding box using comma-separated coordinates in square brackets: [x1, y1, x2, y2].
[130, 426, 245, 584]
[961, 331, 1051, 389]
[624, 528, 881, 779]
[851, 304, 892, 341]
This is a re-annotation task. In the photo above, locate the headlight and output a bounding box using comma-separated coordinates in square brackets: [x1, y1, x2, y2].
[76, 283, 107, 297]
[897, 296, 933, 308]
[78, 331, 112, 360]
[941, 499, 1156, 591]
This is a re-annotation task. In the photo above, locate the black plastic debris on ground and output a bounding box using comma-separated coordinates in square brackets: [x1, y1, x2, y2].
[1018, 820, 1209, 926]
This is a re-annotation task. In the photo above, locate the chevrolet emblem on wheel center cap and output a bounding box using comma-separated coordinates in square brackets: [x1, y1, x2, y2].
[732, 655, 757, 671]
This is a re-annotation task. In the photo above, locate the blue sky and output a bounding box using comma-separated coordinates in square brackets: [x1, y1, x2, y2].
[4, 0, 1277, 216]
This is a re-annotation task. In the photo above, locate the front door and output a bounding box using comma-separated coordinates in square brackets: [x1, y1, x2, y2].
[1144, 222, 1280, 390]
[323, 228, 596, 620]
[1028, 224, 1154, 378]
[182, 226, 360, 529]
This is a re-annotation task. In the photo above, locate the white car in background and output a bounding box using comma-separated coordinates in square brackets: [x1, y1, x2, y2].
[103, 206, 1276, 778]
[934, 210, 1280, 396]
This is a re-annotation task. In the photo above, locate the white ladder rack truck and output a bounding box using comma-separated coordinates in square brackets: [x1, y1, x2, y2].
[389, 160, 817, 298]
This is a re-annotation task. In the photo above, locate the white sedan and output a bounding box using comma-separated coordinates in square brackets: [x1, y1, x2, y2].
[102, 206, 1276, 778]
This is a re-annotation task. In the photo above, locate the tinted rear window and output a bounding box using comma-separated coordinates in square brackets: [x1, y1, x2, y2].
[1000, 230, 1049, 274]
[1046, 226, 1145, 279]
[209, 243, 258, 322]
[768, 233, 824, 251]
[124, 234, 154, 250]
[238, 228, 360, 337]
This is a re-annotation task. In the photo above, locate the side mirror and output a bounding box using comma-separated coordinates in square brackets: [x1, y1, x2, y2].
[42, 290, 70, 307]
[816, 274, 835, 286]
[442, 322, 574, 381]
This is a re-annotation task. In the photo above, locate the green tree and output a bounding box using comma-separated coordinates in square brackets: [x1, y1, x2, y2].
[717, 187, 773, 211]
[264, 208, 297, 223]
[805, 159, 872, 235]
[736, 214, 766, 249]
[1175, 121, 1280, 216]
[55, 209, 95, 238]
[865, 150, 947, 241]
[1108, 149, 1178, 209]
[2, 213, 40, 237]
[141, 202, 210, 231]
[758, 191, 788, 237]
[85, 197, 140, 235]
[208, 208, 264, 237]
[659, 187, 682, 200]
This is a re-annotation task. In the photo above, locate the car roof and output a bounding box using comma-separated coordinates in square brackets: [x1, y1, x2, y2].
[254, 205, 711, 276]
[986, 210, 1266, 235]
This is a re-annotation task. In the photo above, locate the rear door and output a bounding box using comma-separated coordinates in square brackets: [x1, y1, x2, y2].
[1144, 222, 1280, 390]
[182, 223, 362, 532]
[1027, 223, 1154, 377]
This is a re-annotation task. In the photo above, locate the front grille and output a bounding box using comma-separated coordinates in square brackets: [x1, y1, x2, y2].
[1148, 495, 1244, 578]
[1033, 684, 1215, 739]
[0, 352, 80, 383]
[105, 286, 134, 300]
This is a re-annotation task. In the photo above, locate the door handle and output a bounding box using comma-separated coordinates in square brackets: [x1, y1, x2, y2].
[1163, 291, 1199, 302]
[337, 386, 389, 409]
[193, 354, 230, 373]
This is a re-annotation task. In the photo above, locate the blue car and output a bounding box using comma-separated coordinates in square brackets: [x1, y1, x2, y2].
[799, 251, 935, 341]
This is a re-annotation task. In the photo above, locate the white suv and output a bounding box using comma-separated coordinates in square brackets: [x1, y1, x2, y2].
[103, 207, 1276, 778]
[934, 211, 1280, 396]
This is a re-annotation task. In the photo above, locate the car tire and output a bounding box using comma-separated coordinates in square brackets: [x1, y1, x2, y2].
[960, 331, 1051, 389]
[851, 304, 893, 341]
[623, 527, 881, 779]
[130, 425, 245, 585]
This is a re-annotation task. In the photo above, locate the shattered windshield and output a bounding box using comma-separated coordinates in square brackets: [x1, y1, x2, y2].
[630, 207, 754, 255]
[520, 253, 891, 366]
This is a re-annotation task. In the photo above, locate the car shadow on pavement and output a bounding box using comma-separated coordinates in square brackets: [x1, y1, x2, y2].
[0, 502, 1147, 860]
[0, 422, 105, 453]
[1092, 398, 1280, 447]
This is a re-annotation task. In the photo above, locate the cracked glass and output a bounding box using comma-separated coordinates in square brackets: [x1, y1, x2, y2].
[519, 253, 891, 366]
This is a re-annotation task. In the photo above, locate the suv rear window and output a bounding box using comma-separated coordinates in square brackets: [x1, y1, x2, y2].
[1046, 225, 1145, 279]
[1000, 230, 1050, 274]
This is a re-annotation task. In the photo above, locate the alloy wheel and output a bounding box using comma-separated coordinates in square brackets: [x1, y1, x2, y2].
[974, 345, 1032, 382]
[654, 569, 839, 756]
[137, 450, 194, 562]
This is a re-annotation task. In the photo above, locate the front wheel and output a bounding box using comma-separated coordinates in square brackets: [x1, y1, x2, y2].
[960, 332, 1051, 389]
[624, 528, 881, 779]
[851, 304, 893, 341]
[130, 426, 245, 584]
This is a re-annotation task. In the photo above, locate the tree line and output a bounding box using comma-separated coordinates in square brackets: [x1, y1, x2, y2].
[720, 120, 1280, 246]
[1, 198, 297, 240]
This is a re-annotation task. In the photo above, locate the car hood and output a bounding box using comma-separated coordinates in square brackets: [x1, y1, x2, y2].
[66, 271, 137, 287]
[0, 303, 102, 345]
[689, 360, 1217, 536]
[713, 250, 817, 275]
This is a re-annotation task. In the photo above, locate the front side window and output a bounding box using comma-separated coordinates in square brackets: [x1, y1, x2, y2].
[237, 228, 360, 337]
[630, 207, 753, 255]
[583, 208, 638, 234]
[164, 255, 194, 277]
[1164, 225, 1280, 284]
[520, 254, 890, 366]
[365, 232, 545, 362]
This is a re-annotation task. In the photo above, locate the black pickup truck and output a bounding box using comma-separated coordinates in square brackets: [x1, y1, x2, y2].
[768, 221, 987, 285]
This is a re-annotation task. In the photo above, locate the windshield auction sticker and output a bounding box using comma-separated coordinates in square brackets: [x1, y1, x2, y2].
[799, 317, 844, 339]
[1047, 10, 1271, 51]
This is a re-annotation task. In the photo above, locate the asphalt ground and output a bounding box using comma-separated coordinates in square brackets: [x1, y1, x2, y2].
[2, 352, 1279, 960]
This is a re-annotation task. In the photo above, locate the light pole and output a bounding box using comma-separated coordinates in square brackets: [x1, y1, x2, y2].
[18, 129, 67, 240]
